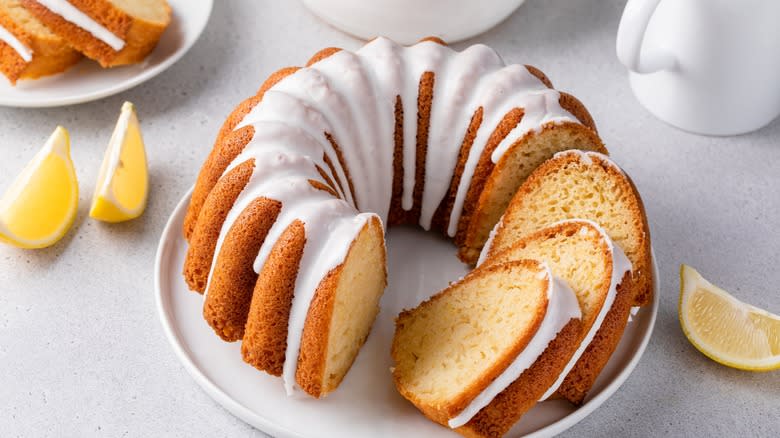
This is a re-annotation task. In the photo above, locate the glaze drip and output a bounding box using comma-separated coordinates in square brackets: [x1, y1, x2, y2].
[0, 24, 33, 62]
[36, 0, 125, 51]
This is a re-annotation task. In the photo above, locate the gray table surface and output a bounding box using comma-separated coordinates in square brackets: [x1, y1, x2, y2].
[1, 0, 778, 437]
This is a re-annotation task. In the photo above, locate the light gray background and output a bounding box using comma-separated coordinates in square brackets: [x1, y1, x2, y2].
[1, 0, 777, 436]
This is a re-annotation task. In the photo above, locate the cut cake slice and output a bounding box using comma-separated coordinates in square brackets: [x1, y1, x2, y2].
[0, 0, 80, 84]
[480, 219, 632, 404]
[392, 260, 582, 437]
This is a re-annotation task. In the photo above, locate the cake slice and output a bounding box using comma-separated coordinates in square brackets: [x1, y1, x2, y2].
[241, 215, 387, 398]
[0, 0, 81, 84]
[20, 0, 171, 67]
[480, 219, 632, 404]
[488, 150, 653, 307]
[392, 260, 582, 437]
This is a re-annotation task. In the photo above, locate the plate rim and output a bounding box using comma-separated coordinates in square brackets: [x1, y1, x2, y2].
[0, 0, 214, 108]
[155, 187, 659, 438]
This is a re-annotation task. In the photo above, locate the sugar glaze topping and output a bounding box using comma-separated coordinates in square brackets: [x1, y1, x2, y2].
[36, 0, 125, 51]
[0, 24, 33, 62]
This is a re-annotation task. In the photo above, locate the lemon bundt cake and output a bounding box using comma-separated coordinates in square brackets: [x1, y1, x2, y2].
[485, 150, 653, 307]
[0, 0, 81, 84]
[182, 37, 609, 400]
[20, 0, 170, 67]
[392, 260, 582, 437]
[480, 219, 632, 405]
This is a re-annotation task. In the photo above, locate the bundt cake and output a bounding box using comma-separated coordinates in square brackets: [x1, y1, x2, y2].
[479, 219, 632, 405]
[0, 0, 81, 84]
[20, 0, 171, 67]
[484, 150, 653, 307]
[182, 37, 609, 400]
[392, 260, 582, 438]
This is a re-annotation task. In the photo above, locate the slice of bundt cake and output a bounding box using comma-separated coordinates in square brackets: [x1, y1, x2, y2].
[0, 0, 80, 84]
[392, 260, 582, 437]
[488, 150, 653, 307]
[241, 215, 386, 398]
[480, 219, 632, 405]
[20, 0, 170, 67]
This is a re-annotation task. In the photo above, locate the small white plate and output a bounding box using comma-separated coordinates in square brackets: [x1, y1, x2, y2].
[155, 189, 659, 438]
[0, 0, 213, 108]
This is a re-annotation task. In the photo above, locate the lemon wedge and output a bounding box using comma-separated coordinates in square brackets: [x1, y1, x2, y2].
[679, 264, 780, 371]
[89, 102, 149, 222]
[0, 126, 79, 249]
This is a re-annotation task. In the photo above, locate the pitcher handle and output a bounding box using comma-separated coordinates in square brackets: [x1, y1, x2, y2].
[616, 0, 677, 74]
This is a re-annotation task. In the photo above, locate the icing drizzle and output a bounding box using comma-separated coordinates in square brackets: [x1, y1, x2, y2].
[207, 37, 583, 394]
[0, 24, 33, 62]
[36, 0, 125, 51]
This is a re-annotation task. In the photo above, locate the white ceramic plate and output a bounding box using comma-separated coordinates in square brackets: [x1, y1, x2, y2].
[0, 0, 213, 108]
[155, 189, 659, 438]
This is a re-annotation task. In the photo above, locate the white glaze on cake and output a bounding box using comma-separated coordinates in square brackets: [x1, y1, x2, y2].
[448, 265, 581, 429]
[0, 24, 33, 62]
[206, 37, 586, 394]
[554, 149, 625, 175]
[538, 219, 632, 401]
[35, 0, 125, 51]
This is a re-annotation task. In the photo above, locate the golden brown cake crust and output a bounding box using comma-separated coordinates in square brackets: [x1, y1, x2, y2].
[202, 197, 281, 342]
[457, 319, 582, 438]
[183, 160, 254, 293]
[408, 71, 435, 224]
[183, 67, 300, 240]
[558, 92, 598, 132]
[524, 64, 553, 89]
[621, 170, 653, 306]
[430, 108, 483, 232]
[0, 39, 27, 83]
[0, 7, 81, 84]
[241, 220, 307, 376]
[392, 261, 548, 425]
[21, 0, 170, 67]
[452, 107, 525, 245]
[306, 47, 341, 66]
[557, 272, 633, 404]
[387, 95, 405, 225]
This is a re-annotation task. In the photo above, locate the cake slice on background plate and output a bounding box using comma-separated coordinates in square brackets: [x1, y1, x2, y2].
[392, 260, 582, 438]
[20, 0, 171, 67]
[0, 0, 80, 84]
[488, 150, 653, 307]
[480, 219, 632, 405]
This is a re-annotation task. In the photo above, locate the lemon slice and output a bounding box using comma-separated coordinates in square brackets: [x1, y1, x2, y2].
[89, 101, 149, 222]
[679, 264, 780, 371]
[0, 126, 79, 249]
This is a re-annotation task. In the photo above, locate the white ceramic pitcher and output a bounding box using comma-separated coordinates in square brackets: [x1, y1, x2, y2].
[617, 0, 780, 135]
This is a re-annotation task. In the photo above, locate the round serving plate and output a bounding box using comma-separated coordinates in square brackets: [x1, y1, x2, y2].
[0, 0, 213, 108]
[155, 188, 659, 438]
